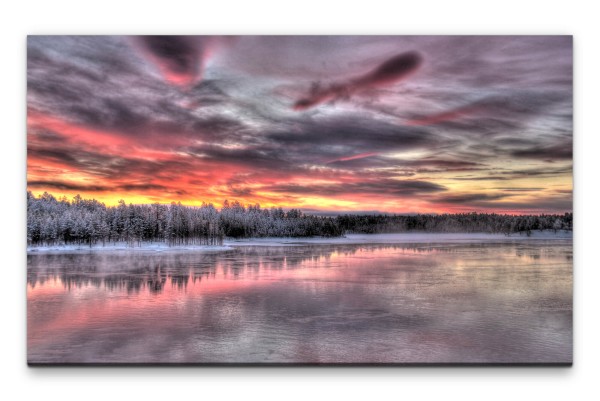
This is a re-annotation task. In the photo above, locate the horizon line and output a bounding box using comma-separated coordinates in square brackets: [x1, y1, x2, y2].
[27, 190, 573, 217]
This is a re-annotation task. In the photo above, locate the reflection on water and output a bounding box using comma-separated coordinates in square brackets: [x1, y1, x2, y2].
[27, 241, 572, 364]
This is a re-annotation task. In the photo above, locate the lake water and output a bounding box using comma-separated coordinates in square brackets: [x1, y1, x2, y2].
[27, 238, 572, 364]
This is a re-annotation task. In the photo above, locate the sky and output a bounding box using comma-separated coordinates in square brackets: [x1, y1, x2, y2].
[26, 36, 573, 214]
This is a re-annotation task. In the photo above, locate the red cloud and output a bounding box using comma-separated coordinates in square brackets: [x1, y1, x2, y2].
[326, 152, 379, 164]
[405, 104, 482, 126]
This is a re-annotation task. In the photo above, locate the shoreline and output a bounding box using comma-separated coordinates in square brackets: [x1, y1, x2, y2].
[27, 243, 234, 254]
[27, 230, 572, 254]
[226, 230, 572, 246]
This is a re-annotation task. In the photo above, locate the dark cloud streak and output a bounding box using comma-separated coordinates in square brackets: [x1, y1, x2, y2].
[294, 51, 423, 110]
[266, 179, 446, 197]
[28, 180, 173, 194]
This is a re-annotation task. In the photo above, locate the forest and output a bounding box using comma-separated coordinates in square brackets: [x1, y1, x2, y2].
[27, 191, 573, 247]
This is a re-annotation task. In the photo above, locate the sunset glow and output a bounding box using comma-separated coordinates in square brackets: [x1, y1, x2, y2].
[27, 36, 572, 214]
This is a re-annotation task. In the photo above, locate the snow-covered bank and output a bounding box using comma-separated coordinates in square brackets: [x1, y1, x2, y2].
[27, 231, 572, 253]
[225, 230, 573, 247]
[27, 242, 233, 254]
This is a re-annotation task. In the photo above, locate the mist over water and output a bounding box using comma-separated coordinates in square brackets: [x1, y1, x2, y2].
[27, 240, 572, 364]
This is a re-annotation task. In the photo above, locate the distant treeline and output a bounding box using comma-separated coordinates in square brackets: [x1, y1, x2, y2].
[336, 213, 572, 235]
[27, 192, 573, 247]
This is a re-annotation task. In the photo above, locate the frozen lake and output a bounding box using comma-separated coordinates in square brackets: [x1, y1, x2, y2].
[27, 236, 572, 364]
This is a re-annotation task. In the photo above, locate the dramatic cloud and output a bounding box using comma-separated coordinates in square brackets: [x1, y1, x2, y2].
[26, 36, 573, 214]
[293, 51, 423, 110]
[131, 36, 222, 88]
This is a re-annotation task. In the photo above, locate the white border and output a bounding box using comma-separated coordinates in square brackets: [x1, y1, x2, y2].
[3, 1, 598, 400]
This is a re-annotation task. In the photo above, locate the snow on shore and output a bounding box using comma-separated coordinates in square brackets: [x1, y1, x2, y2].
[27, 231, 572, 253]
[27, 242, 233, 254]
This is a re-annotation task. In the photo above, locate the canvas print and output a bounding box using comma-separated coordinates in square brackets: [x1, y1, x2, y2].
[26, 36, 572, 365]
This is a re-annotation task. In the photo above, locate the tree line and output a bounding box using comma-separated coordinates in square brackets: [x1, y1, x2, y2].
[26, 192, 343, 247]
[27, 191, 572, 247]
[336, 212, 572, 235]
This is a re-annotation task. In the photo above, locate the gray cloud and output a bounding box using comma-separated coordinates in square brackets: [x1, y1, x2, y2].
[27, 180, 171, 194]
[511, 143, 573, 160]
[435, 193, 510, 204]
[26, 36, 573, 213]
[266, 179, 447, 197]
